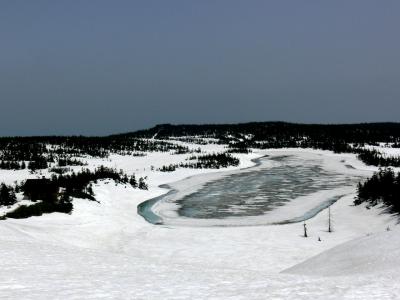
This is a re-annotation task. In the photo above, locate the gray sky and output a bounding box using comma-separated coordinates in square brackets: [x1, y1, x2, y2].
[1, 1, 399, 136]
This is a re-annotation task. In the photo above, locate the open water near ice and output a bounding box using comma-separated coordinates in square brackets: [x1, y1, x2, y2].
[138, 155, 361, 226]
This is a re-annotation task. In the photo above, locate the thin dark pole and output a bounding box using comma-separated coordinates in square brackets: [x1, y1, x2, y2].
[303, 221, 308, 237]
[328, 206, 332, 233]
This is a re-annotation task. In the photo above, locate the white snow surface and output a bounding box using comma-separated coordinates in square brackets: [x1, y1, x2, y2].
[0, 145, 400, 299]
[284, 225, 400, 277]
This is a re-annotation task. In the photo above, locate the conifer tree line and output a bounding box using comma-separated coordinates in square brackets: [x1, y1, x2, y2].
[129, 122, 400, 145]
[354, 168, 400, 214]
[47, 166, 148, 201]
[0, 136, 192, 159]
[356, 149, 400, 167]
[2, 123, 400, 170]
[57, 157, 87, 167]
[129, 122, 400, 168]
[0, 137, 193, 171]
[0, 160, 26, 170]
[168, 137, 210, 145]
[190, 153, 240, 168]
[158, 153, 240, 172]
[0, 166, 148, 219]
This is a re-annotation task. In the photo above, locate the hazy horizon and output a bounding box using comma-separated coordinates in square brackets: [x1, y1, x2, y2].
[1, 120, 399, 138]
[1, 1, 400, 136]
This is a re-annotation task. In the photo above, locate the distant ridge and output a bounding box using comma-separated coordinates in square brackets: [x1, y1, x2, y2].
[114, 122, 400, 142]
[1, 122, 399, 140]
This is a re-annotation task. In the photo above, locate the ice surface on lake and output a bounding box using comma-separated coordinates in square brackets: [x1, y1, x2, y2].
[177, 156, 353, 218]
[139, 155, 363, 226]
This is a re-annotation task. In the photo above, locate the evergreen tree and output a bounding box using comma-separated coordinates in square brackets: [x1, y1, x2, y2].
[0, 183, 17, 206]
[129, 175, 137, 188]
[138, 177, 148, 190]
[87, 184, 94, 196]
[354, 168, 400, 213]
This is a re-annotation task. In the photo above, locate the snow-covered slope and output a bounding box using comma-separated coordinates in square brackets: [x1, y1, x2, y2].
[284, 224, 400, 277]
[0, 146, 399, 299]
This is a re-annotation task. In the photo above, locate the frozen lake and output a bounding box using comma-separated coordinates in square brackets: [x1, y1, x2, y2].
[138, 153, 364, 226]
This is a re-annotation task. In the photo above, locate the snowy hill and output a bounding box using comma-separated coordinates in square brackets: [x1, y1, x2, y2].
[284, 224, 400, 277]
[0, 145, 400, 299]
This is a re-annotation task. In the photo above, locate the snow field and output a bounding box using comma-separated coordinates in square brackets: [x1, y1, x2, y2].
[0, 144, 399, 299]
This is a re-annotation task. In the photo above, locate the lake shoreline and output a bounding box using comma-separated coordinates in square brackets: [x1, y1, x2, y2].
[137, 151, 364, 227]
